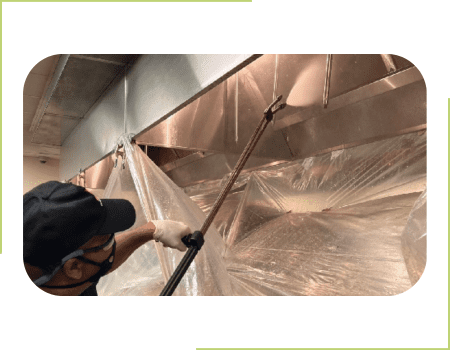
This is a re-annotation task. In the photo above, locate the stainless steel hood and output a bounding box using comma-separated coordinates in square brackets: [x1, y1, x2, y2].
[133, 54, 425, 187]
[71, 54, 426, 190]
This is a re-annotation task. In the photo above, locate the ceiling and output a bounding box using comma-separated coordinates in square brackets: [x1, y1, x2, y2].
[23, 55, 60, 159]
[23, 54, 139, 160]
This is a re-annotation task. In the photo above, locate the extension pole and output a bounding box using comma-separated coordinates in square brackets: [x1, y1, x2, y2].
[160, 96, 286, 296]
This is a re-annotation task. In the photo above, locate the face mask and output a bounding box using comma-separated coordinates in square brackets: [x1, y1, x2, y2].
[33, 234, 116, 289]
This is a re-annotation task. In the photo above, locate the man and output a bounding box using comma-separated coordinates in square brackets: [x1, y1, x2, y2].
[24, 181, 192, 296]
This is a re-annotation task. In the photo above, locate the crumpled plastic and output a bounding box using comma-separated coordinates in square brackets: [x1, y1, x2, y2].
[97, 136, 233, 296]
[187, 131, 426, 295]
[401, 188, 427, 286]
[98, 131, 426, 296]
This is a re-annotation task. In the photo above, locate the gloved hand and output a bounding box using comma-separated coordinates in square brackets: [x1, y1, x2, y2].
[152, 220, 191, 252]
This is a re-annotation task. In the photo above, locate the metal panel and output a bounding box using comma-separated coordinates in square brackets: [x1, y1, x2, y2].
[135, 55, 421, 164]
[60, 54, 422, 182]
[285, 80, 426, 159]
[28, 55, 138, 151]
[329, 54, 390, 97]
[244, 54, 402, 122]
[60, 76, 126, 181]
[73, 54, 137, 65]
[126, 54, 255, 136]
[165, 153, 285, 188]
[225, 67, 292, 159]
[136, 81, 227, 153]
[45, 56, 124, 118]
[84, 154, 115, 189]
[392, 55, 414, 71]
[159, 151, 212, 173]
[274, 67, 424, 130]
[135, 57, 293, 160]
[60, 54, 255, 181]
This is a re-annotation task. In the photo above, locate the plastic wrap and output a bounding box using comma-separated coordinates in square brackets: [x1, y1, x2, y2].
[186, 131, 426, 295]
[401, 188, 427, 286]
[97, 131, 425, 295]
[97, 135, 233, 296]
[226, 193, 417, 295]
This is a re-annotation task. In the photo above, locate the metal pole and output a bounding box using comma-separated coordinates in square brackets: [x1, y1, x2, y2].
[200, 95, 284, 235]
[159, 245, 201, 296]
[323, 54, 333, 109]
[160, 96, 286, 296]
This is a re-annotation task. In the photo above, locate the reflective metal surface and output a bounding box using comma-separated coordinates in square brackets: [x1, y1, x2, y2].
[83, 154, 115, 189]
[283, 79, 426, 159]
[126, 54, 257, 137]
[136, 81, 228, 153]
[135, 56, 424, 171]
[380, 54, 397, 72]
[274, 66, 424, 130]
[61, 54, 424, 186]
[60, 54, 257, 181]
[323, 54, 332, 108]
[158, 151, 212, 173]
[165, 153, 286, 188]
[225, 66, 293, 159]
[135, 57, 293, 159]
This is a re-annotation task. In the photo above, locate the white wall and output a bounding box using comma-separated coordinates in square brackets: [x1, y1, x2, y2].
[23, 156, 60, 194]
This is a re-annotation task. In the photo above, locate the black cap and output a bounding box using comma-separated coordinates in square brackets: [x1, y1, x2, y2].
[24, 181, 136, 269]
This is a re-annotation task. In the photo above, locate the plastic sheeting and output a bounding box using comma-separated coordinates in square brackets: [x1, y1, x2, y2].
[98, 131, 426, 296]
[187, 131, 426, 295]
[97, 135, 233, 296]
[401, 188, 427, 286]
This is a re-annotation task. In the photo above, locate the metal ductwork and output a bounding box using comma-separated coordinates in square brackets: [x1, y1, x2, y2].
[29, 54, 140, 146]
[70, 54, 425, 189]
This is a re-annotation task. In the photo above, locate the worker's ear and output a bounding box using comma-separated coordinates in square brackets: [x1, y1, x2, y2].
[63, 258, 84, 280]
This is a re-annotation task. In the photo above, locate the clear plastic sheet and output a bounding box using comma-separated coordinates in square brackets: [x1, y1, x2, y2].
[401, 188, 427, 286]
[226, 193, 417, 295]
[97, 135, 233, 296]
[186, 132, 426, 295]
[97, 131, 426, 295]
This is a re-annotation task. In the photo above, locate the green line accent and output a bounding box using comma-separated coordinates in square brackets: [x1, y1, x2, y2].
[0, 3, 2, 255]
[3, 0, 251, 2]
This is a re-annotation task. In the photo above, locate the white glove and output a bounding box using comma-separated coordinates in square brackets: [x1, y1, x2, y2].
[152, 220, 191, 252]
